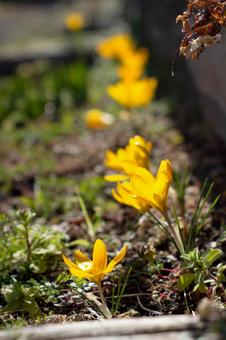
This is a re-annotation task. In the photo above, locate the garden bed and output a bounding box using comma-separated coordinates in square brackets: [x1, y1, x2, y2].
[0, 0, 225, 336]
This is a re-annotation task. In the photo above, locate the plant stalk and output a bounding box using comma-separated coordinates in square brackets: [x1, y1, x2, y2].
[164, 211, 185, 255]
[97, 282, 112, 320]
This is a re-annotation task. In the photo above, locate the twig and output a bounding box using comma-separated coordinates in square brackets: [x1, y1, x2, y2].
[136, 296, 162, 315]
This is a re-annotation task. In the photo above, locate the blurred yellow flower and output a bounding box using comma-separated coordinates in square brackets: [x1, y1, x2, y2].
[105, 135, 152, 182]
[63, 239, 127, 285]
[96, 34, 134, 60]
[106, 78, 158, 109]
[113, 160, 173, 216]
[117, 65, 143, 82]
[122, 47, 149, 67]
[117, 48, 149, 81]
[85, 109, 114, 129]
[65, 12, 85, 31]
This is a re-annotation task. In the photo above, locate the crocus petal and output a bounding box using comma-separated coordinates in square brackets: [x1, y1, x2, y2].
[153, 159, 172, 213]
[112, 185, 149, 212]
[152, 193, 165, 215]
[74, 250, 90, 262]
[107, 78, 158, 109]
[112, 188, 125, 205]
[112, 186, 137, 209]
[63, 255, 93, 280]
[92, 239, 108, 273]
[156, 159, 172, 181]
[104, 245, 127, 274]
[131, 167, 155, 201]
[154, 171, 171, 200]
[105, 150, 118, 167]
[105, 150, 125, 172]
[96, 34, 134, 60]
[63, 254, 78, 269]
[104, 174, 129, 182]
[120, 162, 140, 175]
[105, 135, 152, 177]
[113, 185, 138, 209]
[69, 266, 93, 280]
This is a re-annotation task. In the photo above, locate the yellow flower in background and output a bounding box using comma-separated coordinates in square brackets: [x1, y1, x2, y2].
[121, 47, 149, 68]
[63, 239, 127, 285]
[65, 12, 85, 31]
[117, 48, 149, 81]
[85, 109, 114, 129]
[112, 160, 173, 216]
[117, 65, 143, 82]
[96, 33, 134, 60]
[105, 135, 152, 182]
[106, 78, 158, 110]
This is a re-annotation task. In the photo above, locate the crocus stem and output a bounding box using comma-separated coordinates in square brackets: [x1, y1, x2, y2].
[164, 212, 185, 255]
[97, 282, 112, 320]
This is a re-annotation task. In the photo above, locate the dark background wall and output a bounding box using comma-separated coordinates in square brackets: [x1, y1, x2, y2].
[125, 0, 226, 141]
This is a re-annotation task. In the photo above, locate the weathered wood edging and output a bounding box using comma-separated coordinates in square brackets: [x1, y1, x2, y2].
[0, 315, 208, 339]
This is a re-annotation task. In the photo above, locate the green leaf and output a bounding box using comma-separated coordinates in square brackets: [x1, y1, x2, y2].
[66, 239, 90, 248]
[77, 194, 95, 240]
[177, 273, 195, 291]
[204, 248, 222, 267]
[193, 281, 207, 294]
[2, 283, 41, 319]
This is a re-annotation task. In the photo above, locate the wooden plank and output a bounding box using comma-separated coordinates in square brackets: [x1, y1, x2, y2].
[0, 315, 204, 339]
[79, 333, 216, 340]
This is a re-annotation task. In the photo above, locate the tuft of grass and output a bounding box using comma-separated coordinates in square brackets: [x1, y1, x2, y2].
[173, 167, 191, 217]
[111, 267, 132, 315]
[186, 180, 220, 252]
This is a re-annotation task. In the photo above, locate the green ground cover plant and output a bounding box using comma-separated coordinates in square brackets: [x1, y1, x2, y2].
[0, 60, 87, 126]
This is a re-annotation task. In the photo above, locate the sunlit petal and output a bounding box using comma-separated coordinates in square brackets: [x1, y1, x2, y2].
[74, 250, 90, 262]
[92, 239, 108, 273]
[63, 255, 93, 280]
[104, 174, 129, 182]
[69, 266, 93, 280]
[131, 167, 155, 202]
[104, 245, 127, 274]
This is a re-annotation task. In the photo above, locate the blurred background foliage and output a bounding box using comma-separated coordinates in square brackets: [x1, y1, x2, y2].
[0, 60, 88, 126]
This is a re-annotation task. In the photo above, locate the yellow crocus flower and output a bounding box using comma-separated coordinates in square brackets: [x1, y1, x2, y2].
[117, 48, 149, 81]
[63, 239, 127, 285]
[112, 181, 150, 212]
[117, 65, 143, 82]
[111, 160, 172, 215]
[121, 47, 149, 68]
[131, 160, 173, 215]
[65, 12, 85, 31]
[112, 160, 184, 254]
[105, 135, 152, 182]
[85, 109, 114, 129]
[96, 34, 134, 60]
[106, 78, 158, 110]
